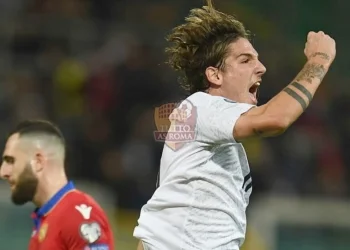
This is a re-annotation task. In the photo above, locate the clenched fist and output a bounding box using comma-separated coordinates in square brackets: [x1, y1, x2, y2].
[304, 31, 336, 68]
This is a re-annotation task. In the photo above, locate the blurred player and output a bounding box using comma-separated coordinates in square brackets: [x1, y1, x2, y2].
[134, 0, 336, 249]
[0, 120, 115, 250]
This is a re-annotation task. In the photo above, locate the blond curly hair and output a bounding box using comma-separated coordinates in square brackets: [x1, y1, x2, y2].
[165, 0, 250, 94]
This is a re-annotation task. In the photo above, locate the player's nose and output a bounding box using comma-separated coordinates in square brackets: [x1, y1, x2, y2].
[256, 60, 266, 76]
[0, 163, 11, 180]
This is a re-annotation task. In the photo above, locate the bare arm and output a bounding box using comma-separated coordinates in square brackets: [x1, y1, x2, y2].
[234, 32, 336, 140]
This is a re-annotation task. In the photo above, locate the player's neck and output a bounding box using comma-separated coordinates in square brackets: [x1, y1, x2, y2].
[207, 88, 234, 100]
[33, 174, 68, 208]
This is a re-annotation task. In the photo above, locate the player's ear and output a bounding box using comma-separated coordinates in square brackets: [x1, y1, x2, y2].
[33, 152, 45, 172]
[205, 66, 222, 87]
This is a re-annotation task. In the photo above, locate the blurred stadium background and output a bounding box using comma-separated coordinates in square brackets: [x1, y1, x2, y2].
[0, 0, 349, 249]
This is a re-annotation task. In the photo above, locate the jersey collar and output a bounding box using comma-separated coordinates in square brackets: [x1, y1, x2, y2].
[223, 98, 236, 103]
[34, 181, 75, 218]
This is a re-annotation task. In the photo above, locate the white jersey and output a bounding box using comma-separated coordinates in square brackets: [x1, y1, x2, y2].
[134, 92, 255, 250]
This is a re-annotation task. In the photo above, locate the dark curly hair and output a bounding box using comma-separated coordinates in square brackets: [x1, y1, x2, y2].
[165, 0, 250, 94]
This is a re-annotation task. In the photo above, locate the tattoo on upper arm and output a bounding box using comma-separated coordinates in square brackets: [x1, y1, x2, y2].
[295, 63, 326, 84]
[283, 87, 308, 111]
[311, 52, 330, 61]
[290, 82, 313, 103]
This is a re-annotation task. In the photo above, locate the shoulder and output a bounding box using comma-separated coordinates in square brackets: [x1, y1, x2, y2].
[63, 190, 98, 205]
[186, 93, 255, 119]
[56, 190, 113, 246]
[58, 190, 109, 224]
[187, 92, 253, 110]
[186, 92, 213, 108]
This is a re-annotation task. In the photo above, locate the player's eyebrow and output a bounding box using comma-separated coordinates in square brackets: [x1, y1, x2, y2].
[236, 53, 258, 59]
[2, 155, 14, 164]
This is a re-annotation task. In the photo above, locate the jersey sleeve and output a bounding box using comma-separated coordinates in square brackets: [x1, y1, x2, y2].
[59, 203, 114, 250]
[196, 100, 255, 143]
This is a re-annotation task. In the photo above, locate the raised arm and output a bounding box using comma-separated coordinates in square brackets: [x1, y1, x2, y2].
[234, 31, 336, 140]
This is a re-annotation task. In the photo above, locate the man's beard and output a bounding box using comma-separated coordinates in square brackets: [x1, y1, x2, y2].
[11, 163, 38, 205]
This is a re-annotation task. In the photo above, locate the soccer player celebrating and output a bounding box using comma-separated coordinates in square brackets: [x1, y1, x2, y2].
[0, 120, 115, 250]
[134, 0, 336, 249]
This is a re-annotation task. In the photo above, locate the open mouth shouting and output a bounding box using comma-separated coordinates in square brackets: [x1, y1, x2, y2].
[248, 81, 260, 104]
